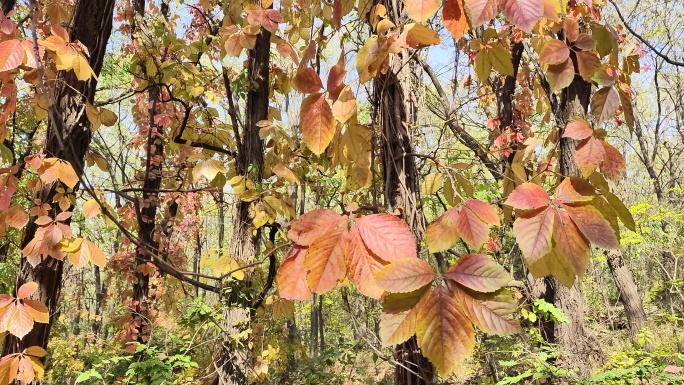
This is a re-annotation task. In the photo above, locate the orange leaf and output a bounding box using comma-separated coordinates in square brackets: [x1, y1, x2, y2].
[300, 92, 335, 155]
[454, 287, 521, 335]
[444, 254, 511, 292]
[563, 205, 619, 250]
[443, 0, 470, 41]
[287, 209, 343, 246]
[375, 258, 435, 293]
[82, 199, 101, 219]
[0, 39, 24, 72]
[455, 205, 491, 250]
[276, 246, 313, 300]
[505, 183, 550, 210]
[426, 207, 460, 253]
[416, 285, 475, 375]
[331, 85, 356, 124]
[347, 227, 385, 299]
[16, 282, 37, 300]
[538, 40, 569, 65]
[404, 0, 440, 22]
[513, 207, 555, 263]
[293, 67, 323, 94]
[304, 227, 349, 294]
[600, 141, 625, 180]
[356, 214, 417, 262]
[552, 208, 590, 276]
[4, 206, 28, 229]
[380, 285, 431, 346]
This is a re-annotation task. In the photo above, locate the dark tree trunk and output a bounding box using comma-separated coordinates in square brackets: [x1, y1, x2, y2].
[1, 0, 115, 357]
[374, 4, 434, 382]
[213, 6, 270, 383]
[544, 72, 604, 375]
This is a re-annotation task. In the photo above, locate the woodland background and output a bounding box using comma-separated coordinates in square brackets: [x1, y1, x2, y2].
[0, 0, 680, 384]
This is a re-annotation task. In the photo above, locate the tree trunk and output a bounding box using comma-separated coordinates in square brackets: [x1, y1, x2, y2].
[605, 250, 647, 336]
[1, 0, 115, 357]
[543, 72, 603, 375]
[374, 4, 435, 382]
[213, 6, 270, 383]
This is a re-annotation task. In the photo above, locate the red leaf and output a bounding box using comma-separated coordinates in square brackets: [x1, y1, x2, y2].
[426, 207, 460, 253]
[444, 254, 511, 293]
[347, 227, 385, 299]
[499, 0, 543, 33]
[512, 207, 555, 263]
[0, 39, 24, 72]
[16, 282, 37, 300]
[554, 177, 594, 205]
[505, 183, 550, 210]
[326, 63, 347, 99]
[553, 208, 590, 276]
[443, 0, 470, 41]
[276, 247, 313, 300]
[300, 92, 335, 156]
[591, 87, 621, 124]
[600, 141, 625, 180]
[563, 205, 619, 249]
[456, 205, 491, 250]
[563, 119, 593, 140]
[375, 258, 436, 293]
[576, 51, 601, 81]
[546, 58, 574, 93]
[574, 137, 606, 176]
[463, 199, 500, 226]
[416, 285, 475, 375]
[288, 209, 343, 246]
[293, 67, 323, 94]
[463, 0, 498, 27]
[538, 40, 569, 65]
[356, 214, 417, 262]
[304, 227, 349, 294]
[454, 287, 521, 335]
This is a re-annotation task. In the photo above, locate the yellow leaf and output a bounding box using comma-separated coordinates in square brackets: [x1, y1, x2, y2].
[72, 54, 96, 81]
[82, 199, 101, 219]
[99, 108, 118, 126]
[421, 173, 444, 195]
[192, 159, 226, 182]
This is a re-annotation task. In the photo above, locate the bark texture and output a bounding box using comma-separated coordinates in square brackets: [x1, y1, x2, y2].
[1, 0, 115, 356]
[213, 9, 270, 384]
[605, 250, 647, 336]
[375, 3, 434, 383]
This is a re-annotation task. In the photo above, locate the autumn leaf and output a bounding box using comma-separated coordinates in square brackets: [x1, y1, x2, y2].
[300, 92, 335, 155]
[499, 0, 543, 33]
[404, 0, 440, 22]
[331, 85, 356, 124]
[455, 201, 494, 250]
[416, 285, 476, 375]
[538, 40, 569, 65]
[513, 207, 555, 263]
[575, 137, 606, 176]
[546, 58, 574, 93]
[287, 209, 343, 246]
[276, 247, 313, 301]
[562, 205, 619, 250]
[600, 141, 625, 180]
[293, 67, 323, 94]
[0, 39, 24, 72]
[504, 182, 550, 210]
[346, 227, 385, 299]
[304, 227, 349, 294]
[380, 285, 431, 346]
[192, 159, 226, 182]
[454, 287, 521, 335]
[591, 87, 621, 124]
[563, 119, 593, 140]
[464, 0, 498, 28]
[356, 214, 417, 261]
[426, 207, 460, 253]
[444, 253, 511, 292]
[375, 258, 436, 293]
[552, 209, 590, 276]
[443, 0, 470, 41]
[0, 282, 49, 339]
